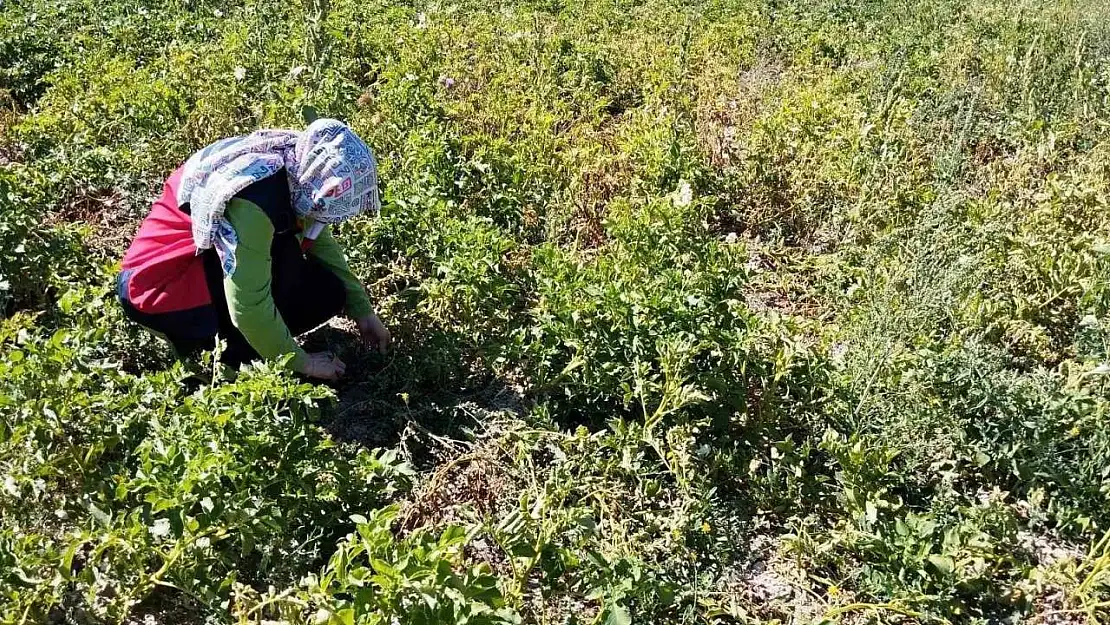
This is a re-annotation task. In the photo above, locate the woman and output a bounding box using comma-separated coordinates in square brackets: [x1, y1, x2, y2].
[117, 118, 390, 381]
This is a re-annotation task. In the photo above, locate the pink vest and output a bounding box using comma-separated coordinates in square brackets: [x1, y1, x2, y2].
[120, 167, 212, 313]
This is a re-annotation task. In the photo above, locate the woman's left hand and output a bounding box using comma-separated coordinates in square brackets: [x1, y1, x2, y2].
[356, 313, 391, 354]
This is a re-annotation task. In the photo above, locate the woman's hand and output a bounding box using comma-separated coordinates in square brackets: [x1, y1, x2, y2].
[356, 313, 391, 354]
[300, 352, 347, 380]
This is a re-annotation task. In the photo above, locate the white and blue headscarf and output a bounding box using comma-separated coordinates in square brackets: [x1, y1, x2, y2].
[177, 118, 379, 276]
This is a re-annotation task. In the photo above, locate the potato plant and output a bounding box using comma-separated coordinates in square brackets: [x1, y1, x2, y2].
[2, 0, 1110, 623]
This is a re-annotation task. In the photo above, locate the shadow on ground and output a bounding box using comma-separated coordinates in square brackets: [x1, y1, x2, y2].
[300, 320, 529, 469]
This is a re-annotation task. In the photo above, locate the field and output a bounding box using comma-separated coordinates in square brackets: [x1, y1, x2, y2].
[2, 0, 1110, 622]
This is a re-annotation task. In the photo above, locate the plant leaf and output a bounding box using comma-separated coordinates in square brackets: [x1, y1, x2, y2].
[927, 554, 954, 576]
[603, 604, 632, 625]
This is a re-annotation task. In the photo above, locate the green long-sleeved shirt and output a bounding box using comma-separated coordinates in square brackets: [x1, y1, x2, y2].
[222, 198, 373, 370]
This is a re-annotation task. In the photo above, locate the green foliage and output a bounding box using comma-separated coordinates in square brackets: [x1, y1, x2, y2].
[0, 303, 412, 622]
[0, 167, 91, 314]
[292, 507, 517, 625]
[3, 0, 1110, 622]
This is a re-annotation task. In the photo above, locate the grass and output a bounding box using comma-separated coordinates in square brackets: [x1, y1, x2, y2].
[1, 0, 1110, 622]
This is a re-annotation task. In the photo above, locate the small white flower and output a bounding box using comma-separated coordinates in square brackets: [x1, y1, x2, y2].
[2, 476, 17, 497]
[1087, 363, 1110, 376]
[674, 180, 692, 207]
[234, 66, 247, 81]
[150, 518, 172, 538]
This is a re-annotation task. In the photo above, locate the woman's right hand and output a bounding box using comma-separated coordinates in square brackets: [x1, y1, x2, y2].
[299, 352, 346, 380]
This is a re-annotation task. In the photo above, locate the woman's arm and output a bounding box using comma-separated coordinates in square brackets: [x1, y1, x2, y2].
[222, 198, 308, 371]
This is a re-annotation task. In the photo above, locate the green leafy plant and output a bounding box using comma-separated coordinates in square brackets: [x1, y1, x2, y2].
[3, 0, 1110, 622]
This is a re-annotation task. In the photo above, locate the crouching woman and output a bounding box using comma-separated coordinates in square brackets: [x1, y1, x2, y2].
[116, 119, 390, 381]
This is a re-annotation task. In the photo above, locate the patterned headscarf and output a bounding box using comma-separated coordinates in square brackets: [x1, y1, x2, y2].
[177, 118, 379, 276]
